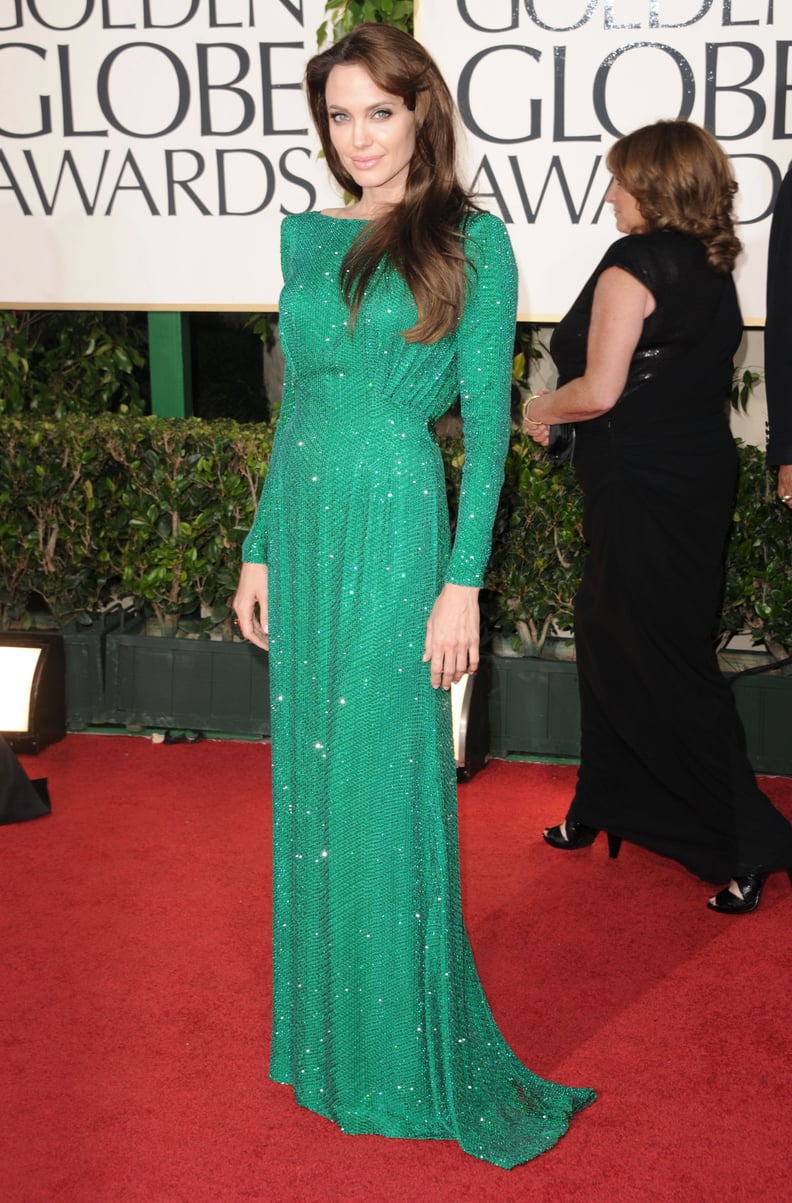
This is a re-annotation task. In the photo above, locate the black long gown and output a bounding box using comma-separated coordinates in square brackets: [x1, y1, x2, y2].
[551, 230, 792, 883]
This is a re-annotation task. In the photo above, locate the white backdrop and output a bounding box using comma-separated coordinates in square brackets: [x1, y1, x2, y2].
[418, 0, 789, 322]
[0, 0, 335, 308]
[0, 0, 788, 318]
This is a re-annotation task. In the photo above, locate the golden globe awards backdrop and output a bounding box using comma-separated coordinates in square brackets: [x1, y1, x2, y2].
[417, 0, 788, 322]
[0, 1, 787, 317]
[0, 0, 333, 307]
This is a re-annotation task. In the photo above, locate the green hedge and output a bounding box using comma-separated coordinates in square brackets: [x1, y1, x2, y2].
[1, 417, 790, 653]
[0, 311, 148, 418]
[0, 416, 271, 634]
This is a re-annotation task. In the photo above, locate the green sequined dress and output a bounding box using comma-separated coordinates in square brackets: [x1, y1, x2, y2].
[242, 210, 595, 1168]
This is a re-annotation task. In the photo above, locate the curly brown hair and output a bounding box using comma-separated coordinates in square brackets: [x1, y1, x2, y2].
[305, 23, 479, 343]
[606, 120, 742, 273]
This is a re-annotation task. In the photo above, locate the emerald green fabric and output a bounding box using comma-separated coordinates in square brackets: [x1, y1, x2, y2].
[243, 210, 595, 1167]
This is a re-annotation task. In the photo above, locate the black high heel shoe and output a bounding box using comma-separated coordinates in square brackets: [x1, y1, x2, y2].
[543, 819, 622, 859]
[707, 869, 792, 915]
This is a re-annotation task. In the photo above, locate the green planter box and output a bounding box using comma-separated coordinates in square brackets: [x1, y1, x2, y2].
[732, 668, 792, 776]
[485, 651, 792, 776]
[486, 652, 580, 759]
[104, 624, 270, 736]
[61, 610, 132, 729]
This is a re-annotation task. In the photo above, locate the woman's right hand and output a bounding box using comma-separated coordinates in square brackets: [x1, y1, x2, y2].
[778, 463, 792, 508]
[233, 562, 269, 650]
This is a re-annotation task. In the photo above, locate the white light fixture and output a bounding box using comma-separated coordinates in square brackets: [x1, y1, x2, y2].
[0, 646, 42, 731]
[0, 634, 66, 754]
[451, 664, 490, 782]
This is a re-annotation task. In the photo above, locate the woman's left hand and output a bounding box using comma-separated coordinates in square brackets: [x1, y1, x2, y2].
[423, 583, 480, 690]
[522, 389, 551, 446]
[525, 422, 551, 446]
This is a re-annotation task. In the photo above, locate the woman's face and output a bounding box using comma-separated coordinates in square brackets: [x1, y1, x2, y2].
[325, 63, 416, 207]
[605, 177, 646, 234]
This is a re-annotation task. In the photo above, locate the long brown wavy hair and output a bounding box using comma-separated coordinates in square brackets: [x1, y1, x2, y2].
[305, 23, 479, 343]
[606, 120, 741, 273]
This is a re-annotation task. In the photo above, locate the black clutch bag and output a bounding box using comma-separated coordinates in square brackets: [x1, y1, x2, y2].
[547, 423, 575, 466]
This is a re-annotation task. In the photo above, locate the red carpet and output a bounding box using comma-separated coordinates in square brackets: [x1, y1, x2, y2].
[3, 736, 791, 1203]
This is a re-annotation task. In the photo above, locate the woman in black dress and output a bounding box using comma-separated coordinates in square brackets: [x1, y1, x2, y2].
[523, 120, 792, 913]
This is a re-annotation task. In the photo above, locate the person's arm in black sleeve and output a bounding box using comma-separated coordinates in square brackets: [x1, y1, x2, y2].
[765, 168, 792, 505]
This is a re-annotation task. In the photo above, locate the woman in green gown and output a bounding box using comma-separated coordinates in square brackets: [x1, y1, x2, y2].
[233, 23, 595, 1168]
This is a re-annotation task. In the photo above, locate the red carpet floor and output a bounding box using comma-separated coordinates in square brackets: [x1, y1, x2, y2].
[3, 736, 792, 1203]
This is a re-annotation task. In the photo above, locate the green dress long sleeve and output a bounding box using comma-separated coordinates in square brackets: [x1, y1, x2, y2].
[242, 210, 595, 1168]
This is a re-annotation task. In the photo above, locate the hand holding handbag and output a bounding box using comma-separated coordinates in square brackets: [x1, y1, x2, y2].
[547, 423, 575, 466]
[523, 394, 575, 467]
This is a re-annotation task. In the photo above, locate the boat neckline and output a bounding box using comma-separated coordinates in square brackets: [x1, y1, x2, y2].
[317, 210, 371, 222]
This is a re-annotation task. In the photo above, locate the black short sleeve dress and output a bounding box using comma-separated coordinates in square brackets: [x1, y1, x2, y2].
[550, 231, 792, 882]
